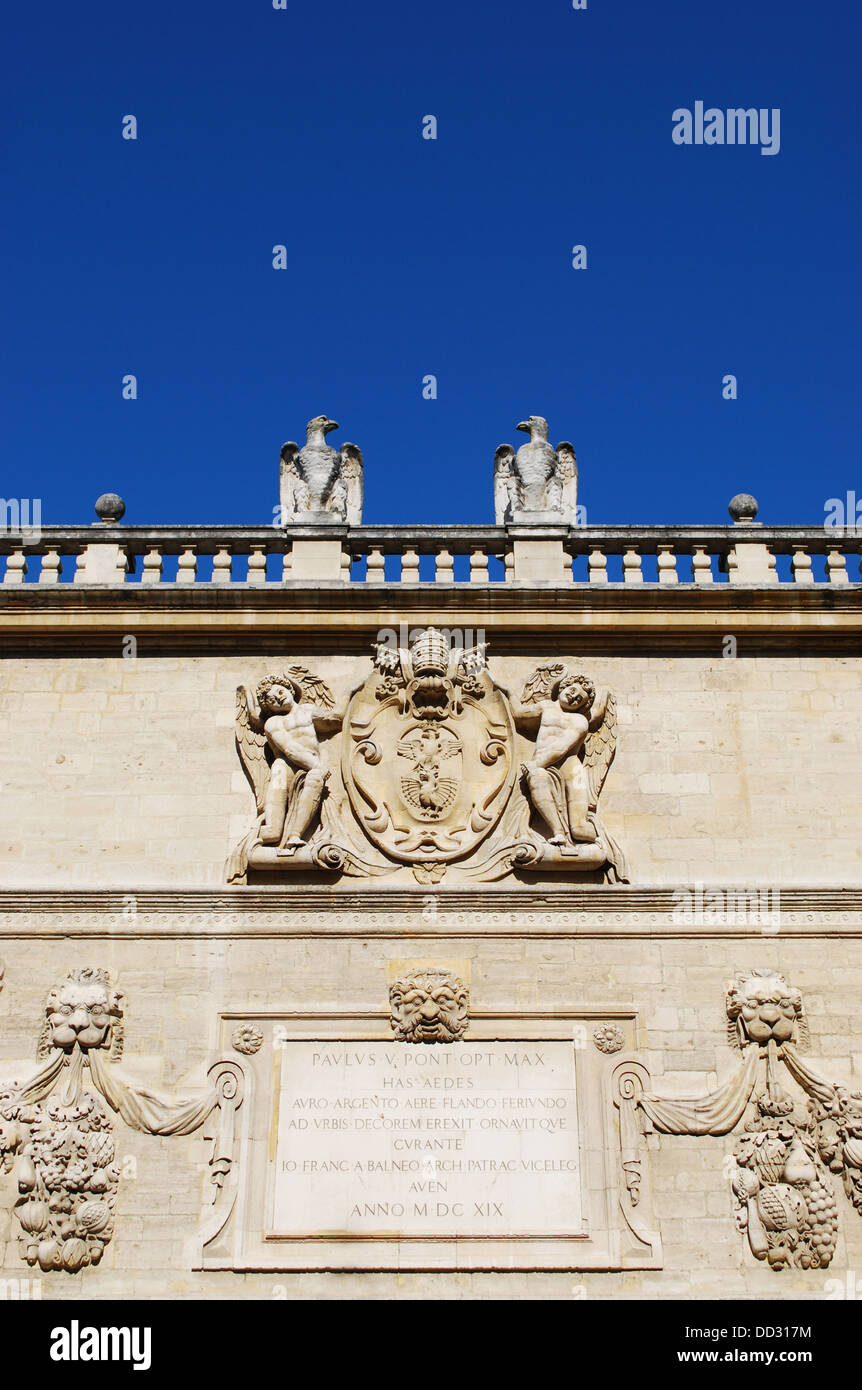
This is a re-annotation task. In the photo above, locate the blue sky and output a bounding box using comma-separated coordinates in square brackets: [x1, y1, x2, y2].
[3, 0, 859, 528]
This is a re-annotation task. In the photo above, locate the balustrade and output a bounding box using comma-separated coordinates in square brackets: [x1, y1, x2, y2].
[0, 523, 858, 587]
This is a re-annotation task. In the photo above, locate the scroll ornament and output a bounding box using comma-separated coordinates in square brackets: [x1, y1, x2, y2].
[614, 969, 861, 1271]
[0, 969, 244, 1274]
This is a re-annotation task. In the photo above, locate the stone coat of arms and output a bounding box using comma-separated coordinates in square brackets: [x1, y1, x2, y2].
[342, 628, 515, 868]
[227, 629, 627, 885]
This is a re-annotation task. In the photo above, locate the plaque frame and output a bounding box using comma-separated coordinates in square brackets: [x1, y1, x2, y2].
[197, 1007, 662, 1272]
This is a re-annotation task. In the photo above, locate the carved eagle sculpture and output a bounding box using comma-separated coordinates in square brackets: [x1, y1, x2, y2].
[279, 415, 364, 525]
[493, 415, 578, 524]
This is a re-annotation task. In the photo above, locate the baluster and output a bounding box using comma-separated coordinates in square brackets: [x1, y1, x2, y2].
[657, 545, 678, 584]
[561, 551, 573, 582]
[826, 548, 849, 585]
[2, 550, 27, 584]
[141, 548, 163, 584]
[469, 548, 489, 583]
[435, 548, 454, 583]
[400, 548, 420, 582]
[504, 551, 514, 583]
[623, 547, 643, 584]
[340, 549, 352, 581]
[38, 549, 61, 584]
[247, 546, 267, 584]
[588, 548, 608, 584]
[691, 547, 713, 583]
[281, 547, 293, 580]
[791, 548, 814, 584]
[365, 548, 385, 582]
[177, 547, 197, 583]
[211, 548, 233, 584]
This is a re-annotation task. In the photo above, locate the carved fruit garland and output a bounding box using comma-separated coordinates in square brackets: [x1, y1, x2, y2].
[4, 1089, 118, 1273]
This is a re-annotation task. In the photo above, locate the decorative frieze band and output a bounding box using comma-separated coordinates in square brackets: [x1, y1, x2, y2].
[0, 887, 859, 939]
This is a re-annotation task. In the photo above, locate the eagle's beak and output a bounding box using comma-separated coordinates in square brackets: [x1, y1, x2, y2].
[516, 420, 530, 433]
[326, 419, 339, 432]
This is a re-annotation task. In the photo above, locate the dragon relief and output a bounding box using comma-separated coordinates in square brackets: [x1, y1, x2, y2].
[228, 633, 628, 885]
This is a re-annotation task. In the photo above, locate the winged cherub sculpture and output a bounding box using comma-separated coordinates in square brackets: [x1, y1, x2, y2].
[502, 664, 626, 878]
[235, 668, 343, 852]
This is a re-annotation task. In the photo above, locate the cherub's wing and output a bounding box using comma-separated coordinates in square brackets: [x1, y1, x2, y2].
[236, 685, 269, 814]
[290, 664, 336, 710]
[493, 444, 515, 524]
[340, 443, 364, 526]
[582, 690, 617, 809]
[520, 663, 566, 705]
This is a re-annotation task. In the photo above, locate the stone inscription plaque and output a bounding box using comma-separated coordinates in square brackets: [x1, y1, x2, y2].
[270, 1040, 583, 1237]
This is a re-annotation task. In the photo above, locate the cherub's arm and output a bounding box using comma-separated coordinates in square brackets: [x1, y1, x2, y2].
[508, 699, 544, 733]
[488, 677, 544, 731]
[588, 690, 609, 732]
[310, 705, 345, 735]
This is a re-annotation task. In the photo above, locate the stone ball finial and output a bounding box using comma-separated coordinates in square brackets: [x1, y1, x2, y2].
[728, 493, 758, 523]
[94, 493, 126, 524]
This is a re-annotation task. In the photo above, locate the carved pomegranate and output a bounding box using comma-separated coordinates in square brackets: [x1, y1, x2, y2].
[77, 1199, 111, 1235]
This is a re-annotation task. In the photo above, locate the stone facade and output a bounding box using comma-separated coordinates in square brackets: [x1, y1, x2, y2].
[1, 493, 860, 1299]
[1, 651, 858, 888]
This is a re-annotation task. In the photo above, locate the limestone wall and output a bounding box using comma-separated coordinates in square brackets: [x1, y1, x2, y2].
[1, 631, 860, 1299]
[0, 650, 859, 888]
[1, 921, 860, 1298]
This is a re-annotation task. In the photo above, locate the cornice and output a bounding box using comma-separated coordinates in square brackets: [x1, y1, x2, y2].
[1, 582, 860, 649]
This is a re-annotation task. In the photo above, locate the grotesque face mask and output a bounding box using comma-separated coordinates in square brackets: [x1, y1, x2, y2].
[390, 969, 469, 1043]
